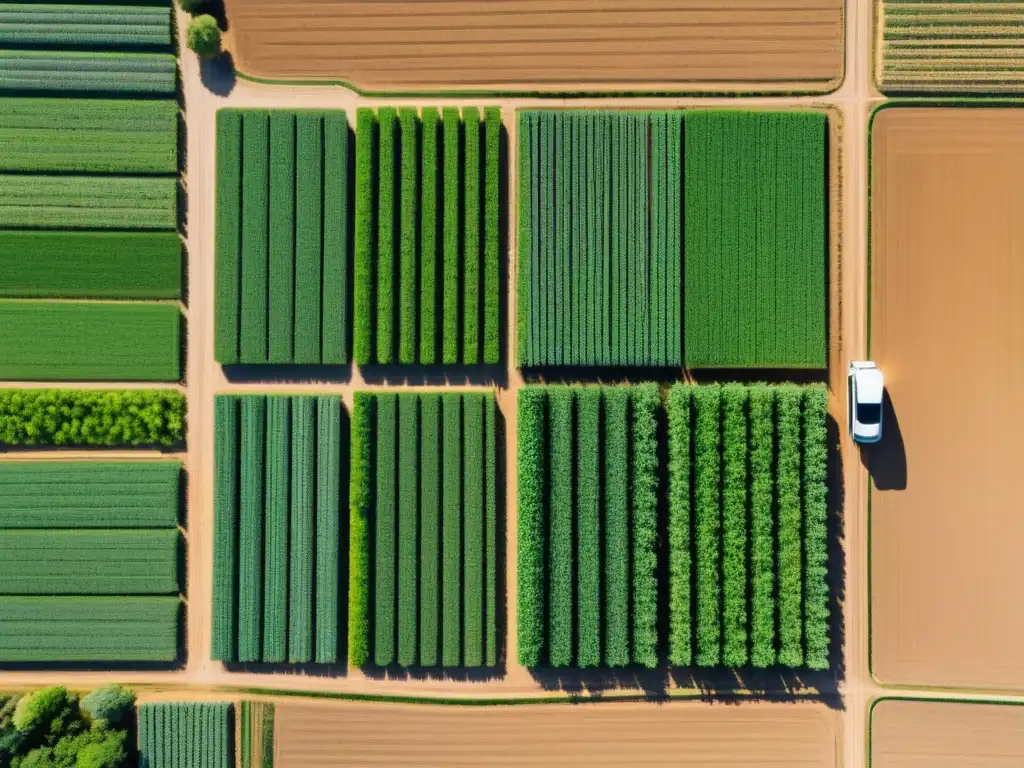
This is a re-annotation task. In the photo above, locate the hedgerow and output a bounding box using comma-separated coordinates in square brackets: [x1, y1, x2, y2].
[803, 384, 830, 670]
[516, 388, 546, 667]
[631, 384, 659, 668]
[548, 387, 574, 667]
[777, 384, 804, 667]
[721, 384, 748, 667]
[667, 384, 692, 666]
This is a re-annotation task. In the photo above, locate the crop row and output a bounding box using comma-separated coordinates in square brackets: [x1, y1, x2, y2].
[354, 106, 502, 366]
[0, 389, 186, 447]
[684, 111, 827, 368]
[517, 385, 660, 667]
[215, 109, 349, 365]
[0, 50, 177, 94]
[213, 395, 346, 664]
[349, 391, 499, 668]
[0, 461, 180, 528]
[138, 702, 233, 768]
[0, 97, 177, 174]
[518, 111, 683, 367]
[668, 383, 830, 670]
[239, 700, 275, 768]
[0, 596, 179, 661]
[0, 4, 173, 50]
[0, 301, 181, 381]
[0, 230, 182, 299]
[0, 173, 176, 230]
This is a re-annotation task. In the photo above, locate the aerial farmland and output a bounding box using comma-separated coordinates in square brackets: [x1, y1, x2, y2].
[0, 0, 1019, 765]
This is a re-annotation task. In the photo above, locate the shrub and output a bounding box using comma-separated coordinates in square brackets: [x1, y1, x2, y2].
[80, 685, 135, 729]
[186, 15, 221, 57]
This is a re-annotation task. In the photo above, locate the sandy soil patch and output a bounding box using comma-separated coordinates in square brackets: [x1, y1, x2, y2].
[273, 700, 841, 767]
[869, 108, 1024, 689]
[871, 698, 1024, 767]
[222, 0, 844, 94]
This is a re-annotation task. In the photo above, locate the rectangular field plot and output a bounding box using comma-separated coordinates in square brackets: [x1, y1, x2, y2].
[0, 301, 180, 381]
[684, 111, 827, 368]
[870, 108, 1024, 689]
[0, 4, 173, 50]
[0, 461, 180, 528]
[0, 231, 181, 299]
[349, 392, 500, 668]
[224, 0, 844, 95]
[0, 98, 178, 174]
[0, 51, 177, 95]
[274, 700, 840, 767]
[213, 395, 347, 664]
[879, 1, 1024, 94]
[872, 699, 1024, 767]
[215, 109, 350, 365]
[138, 702, 233, 768]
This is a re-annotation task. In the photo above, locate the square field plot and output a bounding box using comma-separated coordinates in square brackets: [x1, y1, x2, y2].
[870, 108, 1024, 689]
[871, 699, 1024, 767]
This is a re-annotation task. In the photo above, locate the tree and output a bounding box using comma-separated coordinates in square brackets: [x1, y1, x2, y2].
[81, 687, 135, 729]
[12, 687, 81, 747]
[187, 15, 221, 56]
[178, 0, 209, 13]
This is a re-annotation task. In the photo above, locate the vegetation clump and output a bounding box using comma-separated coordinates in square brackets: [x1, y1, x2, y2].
[187, 15, 221, 56]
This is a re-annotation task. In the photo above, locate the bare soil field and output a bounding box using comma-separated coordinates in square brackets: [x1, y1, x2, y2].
[273, 700, 841, 767]
[869, 108, 1024, 690]
[222, 0, 845, 94]
[871, 699, 1024, 767]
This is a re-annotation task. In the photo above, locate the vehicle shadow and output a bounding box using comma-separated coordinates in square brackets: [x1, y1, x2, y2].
[859, 389, 907, 491]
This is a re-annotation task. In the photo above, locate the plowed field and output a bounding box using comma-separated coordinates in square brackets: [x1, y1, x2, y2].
[871, 699, 1024, 767]
[223, 0, 845, 93]
[870, 108, 1024, 689]
[273, 700, 841, 767]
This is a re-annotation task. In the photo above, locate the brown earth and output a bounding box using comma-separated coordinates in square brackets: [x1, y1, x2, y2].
[222, 0, 845, 94]
[273, 700, 842, 766]
[869, 108, 1024, 690]
[871, 699, 1024, 767]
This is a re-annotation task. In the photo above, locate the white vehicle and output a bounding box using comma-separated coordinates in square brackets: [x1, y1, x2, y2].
[848, 361, 883, 444]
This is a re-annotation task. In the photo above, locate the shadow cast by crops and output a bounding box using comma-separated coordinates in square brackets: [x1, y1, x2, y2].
[522, 366, 685, 386]
[221, 364, 354, 384]
[360, 363, 507, 388]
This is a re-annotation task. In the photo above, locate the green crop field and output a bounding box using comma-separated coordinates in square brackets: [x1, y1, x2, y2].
[348, 391, 499, 668]
[517, 385, 659, 668]
[212, 395, 347, 664]
[353, 106, 502, 366]
[0, 50, 177, 94]
[0, 301, 180, 380]
[0, 231, 181, 299]
[667, 383, 830, 670]
[0, 389, 185, 447]
[0, 4, 173, 49]
[239, 700, 275, 768]
[518, 111, 683, 367]
[0, 173, 176, 230]
[0, 461, 180, 528]
[684, 111, 827, 368]
[138, 702, 233, 768]
[0, 98, 177, 173]
[0, 596, 179, 662]
[215, 109, 349, 365]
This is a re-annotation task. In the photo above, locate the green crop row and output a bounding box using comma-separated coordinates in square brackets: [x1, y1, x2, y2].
[0, 300, 180, 381]
[0, 4, 172, 49]
[0, 230, 181, 299]
[212, 395, 347, 664]
[349, 391, 499, 668]
[0, 50, 177, 94]
[516, 385, 660, 668]
[215, 109, 349, 365]
[137, 702, 232, 768]
[0, 596, 179, 662]
[0, 389, 185, 447]
[668, 383, 830, 670]
[239, 700, 275, 768]
[0, 97, 176, 173]
[353, 106, 502, 366]
[518, 111, 683, 367]
[0, 461, 180, 529]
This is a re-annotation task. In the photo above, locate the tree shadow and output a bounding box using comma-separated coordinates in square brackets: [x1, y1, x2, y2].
[859, 389, 907, 491]
[200, 50, 237, 96]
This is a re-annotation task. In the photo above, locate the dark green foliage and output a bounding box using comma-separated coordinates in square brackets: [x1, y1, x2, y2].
[268, 112, 296, 364]
[777, 385, 803, 667]
[315, 396, 342, 664]
[603, 387, 629, 667]
[442, 107, 460, 364]
[483, 107, 501, 364]
[548, 388, 574, 667]
[239, 700, 275, 768]
[484, 395, 499, 666]
[684, 111, 827, 368]
[419, 108, 439, 364]
[803, 384, 830, 670]
[693, 385, 721, 667]
[238, 397, 266, 663]
[262, 396, 289, 663]
[463, 394, 484, 665]
[294, 113, 324, 364]
[397, 394, 419, 666]
[376, 108, 397, 364]
[288, 396, 315, 663]
[212, 396, 238, 662]
[516, 387, 545, 667]
[354, 108, 376, 365]
[398, 109, 419, 364]
[667, 385, 692, 666]
[463, 108, 481, 364]
[348, 392, 373, 667]
[576, 388, 600, 668]
[374, 393, 397, 666]
[215, 109, 242, 364]
[419, 394, 441, 666]
[631, 384, 659, 668]
[322, 111, 349, 364]
[0, 389, 184, 447]
[80, 685, 134, 729]
[239, 109, 269, 364]
[721, 384, 748, 667]
[749, 385, 776, 667]
[441, 393, 462, 666]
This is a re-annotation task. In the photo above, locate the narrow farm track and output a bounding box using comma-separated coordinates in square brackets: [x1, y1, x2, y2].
[4, 2, 1024, 765]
